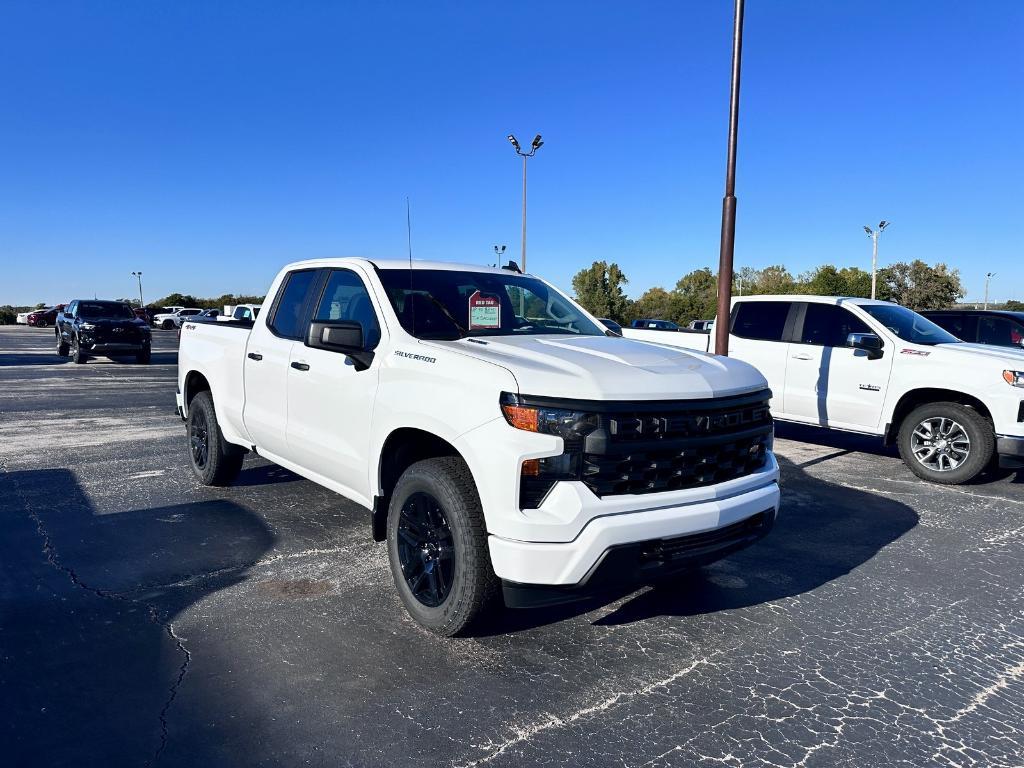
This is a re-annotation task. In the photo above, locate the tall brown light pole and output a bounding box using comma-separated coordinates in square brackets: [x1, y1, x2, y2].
[715, 0, 745, 357]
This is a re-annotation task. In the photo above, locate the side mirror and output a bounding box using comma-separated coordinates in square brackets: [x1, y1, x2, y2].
[847, 332, 883, 360]
[306, 320, 374, 370]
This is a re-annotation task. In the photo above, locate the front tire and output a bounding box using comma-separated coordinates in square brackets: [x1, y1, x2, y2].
[898, 402, 994, 484]
[136, 345, 151, 364]
[162, 319, 174, 330]
[71, 335, 87, 364]
[386, 457, 499, 636]
[186, 391, 244, 486]
[56, 331, 69, 357]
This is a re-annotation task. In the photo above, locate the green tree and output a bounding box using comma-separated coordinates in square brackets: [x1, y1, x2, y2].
[1003, 299, 1023, 311]
[673, 267, 718, 324]
[800, 265, 847, 296]
[837, 267, 872, 298]
[754, 265, 796, 295]
[571, 261, 631, 322]
[876, 260, 964, 310]
[628, 287, 675, 323]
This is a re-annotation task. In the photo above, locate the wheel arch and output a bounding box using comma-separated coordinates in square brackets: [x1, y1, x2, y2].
[884, 388, 993, 445]
[373, 427, 473, 542]
[183, 369, 212, 413]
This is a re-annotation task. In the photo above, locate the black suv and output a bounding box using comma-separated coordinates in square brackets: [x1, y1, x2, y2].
[920, 309, 1024, 349]
[56, 300, 152, 364]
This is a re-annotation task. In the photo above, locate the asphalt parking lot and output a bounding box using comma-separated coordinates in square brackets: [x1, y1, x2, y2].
[2, 324, 1022, 768]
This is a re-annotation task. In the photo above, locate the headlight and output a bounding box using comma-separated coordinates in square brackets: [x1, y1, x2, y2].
[80, 323, 96, 331]
[1004, 370, 1024, 388]
[499, 392, 600, 440]
[500, 393, 601, 508]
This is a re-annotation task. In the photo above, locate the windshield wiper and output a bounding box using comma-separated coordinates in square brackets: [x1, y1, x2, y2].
[423, 294, 469, 338]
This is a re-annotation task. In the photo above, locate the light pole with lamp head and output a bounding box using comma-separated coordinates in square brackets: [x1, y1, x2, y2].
[131, 271, 144, 307]
[507, 133, 543, 274]
[984, 272, 996, 310]
[493, 244, 506, 267]
[862, 221, 889, 300]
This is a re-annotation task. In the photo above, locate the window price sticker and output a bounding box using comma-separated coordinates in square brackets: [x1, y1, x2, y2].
[468, 290, 500, 330]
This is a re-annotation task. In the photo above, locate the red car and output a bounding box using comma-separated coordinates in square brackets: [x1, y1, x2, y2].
[26, 305, 65, 327]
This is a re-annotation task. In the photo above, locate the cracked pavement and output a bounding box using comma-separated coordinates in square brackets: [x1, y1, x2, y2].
[1, 325, 1022, 767]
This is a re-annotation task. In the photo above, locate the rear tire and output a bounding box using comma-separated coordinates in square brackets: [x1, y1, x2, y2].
[898, 402, 994, 484]
[186, 391, 244, 486]
[386, 457, 499, 636]
[71, 335, 87, 364]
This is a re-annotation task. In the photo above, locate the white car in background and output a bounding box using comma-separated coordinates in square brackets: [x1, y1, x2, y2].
[218, 304, 262, 322]
[153, 308, 203, 330]
[16, 311, 34, 324]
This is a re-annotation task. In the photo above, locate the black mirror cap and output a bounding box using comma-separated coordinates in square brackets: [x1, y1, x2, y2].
[847, 332, 884, 359]
[307, 320, 365, 352]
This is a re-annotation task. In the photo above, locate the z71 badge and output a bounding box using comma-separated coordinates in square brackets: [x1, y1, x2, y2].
[900, 348, 930, 356]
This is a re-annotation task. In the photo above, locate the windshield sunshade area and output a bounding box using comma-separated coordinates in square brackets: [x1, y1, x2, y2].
[861, 304, 959, 345]
[77, 302, 136, 320]
[377, 269, 605, 340]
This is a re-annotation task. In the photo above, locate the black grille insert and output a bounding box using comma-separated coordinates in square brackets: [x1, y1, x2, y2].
[639, 511, 770, 563]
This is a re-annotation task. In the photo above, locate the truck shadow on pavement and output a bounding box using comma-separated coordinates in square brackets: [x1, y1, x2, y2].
[0, 468, 275, 767]
[479, 455, 920, 634]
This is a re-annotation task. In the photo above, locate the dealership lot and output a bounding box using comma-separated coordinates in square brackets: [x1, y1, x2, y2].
[1, 324, 1022, 767]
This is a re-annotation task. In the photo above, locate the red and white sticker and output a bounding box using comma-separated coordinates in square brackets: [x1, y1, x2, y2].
[468, 290, 500, 330]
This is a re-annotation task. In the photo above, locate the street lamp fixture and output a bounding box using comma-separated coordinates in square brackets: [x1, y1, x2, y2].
[984, 271, 996, 310]
[507, 132, 544, 273]
[131, 271, 144, 307]
[863, 220, 890, 300]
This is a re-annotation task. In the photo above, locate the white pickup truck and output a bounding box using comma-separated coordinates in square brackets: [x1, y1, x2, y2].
[623, 295, 1024, 484]
[176, 258, 781, 634]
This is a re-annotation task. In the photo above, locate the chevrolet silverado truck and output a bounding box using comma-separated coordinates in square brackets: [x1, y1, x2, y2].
[623, 295, 1024, 484]
[176, 259, 781, 635]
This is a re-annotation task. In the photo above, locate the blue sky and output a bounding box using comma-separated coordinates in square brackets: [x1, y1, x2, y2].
[1, 0, 1021, 306]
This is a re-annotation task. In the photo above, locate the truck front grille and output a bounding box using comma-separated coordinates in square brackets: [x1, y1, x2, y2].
[582, 391, 772, 497]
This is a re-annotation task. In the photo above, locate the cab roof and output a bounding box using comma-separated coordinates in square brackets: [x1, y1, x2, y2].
[279, 257, 527, 276]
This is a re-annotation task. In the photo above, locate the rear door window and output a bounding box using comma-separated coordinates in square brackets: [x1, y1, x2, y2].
[799, 303, 872, 347]
[978, 316, 1020, 346]
[731, 301, 792, 342]
[269, 270, 318, 340]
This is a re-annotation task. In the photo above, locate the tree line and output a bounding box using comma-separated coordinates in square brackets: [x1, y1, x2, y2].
[570, 260, 1008, 326]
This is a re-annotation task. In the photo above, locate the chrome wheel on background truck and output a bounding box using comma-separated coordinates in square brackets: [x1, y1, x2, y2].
[898, 402, 994, 484]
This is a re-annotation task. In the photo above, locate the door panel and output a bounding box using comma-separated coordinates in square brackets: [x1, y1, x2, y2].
[242, 269, 319, 457]
[728, 301, 797, 414]
[285, 268, 383, 502]
[783, 303, 894, 429]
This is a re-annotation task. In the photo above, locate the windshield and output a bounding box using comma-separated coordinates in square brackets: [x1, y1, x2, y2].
[78, 302, 137, 320]
[861, 304, 959, 345]
[377, 269, 604, 340]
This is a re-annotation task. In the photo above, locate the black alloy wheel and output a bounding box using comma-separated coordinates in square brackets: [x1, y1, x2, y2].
[189, 406, 210, 470]
[396, 492, 455, 607]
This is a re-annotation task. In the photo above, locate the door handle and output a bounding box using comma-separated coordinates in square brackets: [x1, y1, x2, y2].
[247, 352, 263, 361]
[290, 361, 310, 371]
[791, 353, 813, 360]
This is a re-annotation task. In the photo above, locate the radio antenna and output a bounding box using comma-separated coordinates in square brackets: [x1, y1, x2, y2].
[406, 196, 415, 332]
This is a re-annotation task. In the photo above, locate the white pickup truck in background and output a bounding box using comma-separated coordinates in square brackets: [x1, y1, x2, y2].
[177, 258, 781, 635]
[623, 295, 1024, 484]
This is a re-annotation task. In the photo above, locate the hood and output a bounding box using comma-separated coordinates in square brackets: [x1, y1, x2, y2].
[924, 341, 1024, 365]
[427, 334, 768, 401]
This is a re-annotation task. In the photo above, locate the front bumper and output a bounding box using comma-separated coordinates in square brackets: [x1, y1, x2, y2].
[997, 435, 1024, 469]
[80, 341, 149, 353]
[488, 476, 780, 592]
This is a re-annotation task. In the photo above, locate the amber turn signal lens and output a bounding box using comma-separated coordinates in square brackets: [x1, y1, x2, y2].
[502, 404, 538, 432]
[521, 458, 540, 476]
